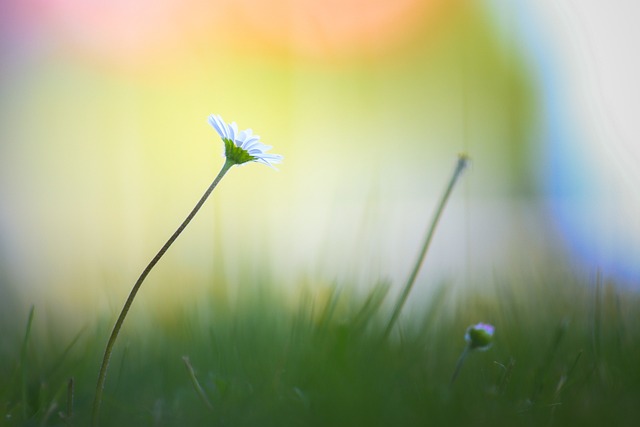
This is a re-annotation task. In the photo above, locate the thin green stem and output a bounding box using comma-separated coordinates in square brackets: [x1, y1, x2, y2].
[383, 154, 469, 340]
[451, 345, 471, 384]
[91, 159, 234, 426]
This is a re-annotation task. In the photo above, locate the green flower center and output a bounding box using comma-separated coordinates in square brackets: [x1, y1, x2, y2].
[224, 138, 255, 165]
[468, 328, 492, 349]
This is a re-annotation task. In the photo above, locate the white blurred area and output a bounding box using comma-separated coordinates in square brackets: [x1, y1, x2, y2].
[515, 0, 640, 283]
[1, 0, 639, 328]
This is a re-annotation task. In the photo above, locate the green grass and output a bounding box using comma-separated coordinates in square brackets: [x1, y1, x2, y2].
[1, 272, 640, 426]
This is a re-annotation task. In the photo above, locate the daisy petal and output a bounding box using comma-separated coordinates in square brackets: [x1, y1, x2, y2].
[208, 114, 228, 139]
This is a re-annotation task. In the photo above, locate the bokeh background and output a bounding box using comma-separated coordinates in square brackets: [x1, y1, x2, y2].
[0, 0, 638, 329]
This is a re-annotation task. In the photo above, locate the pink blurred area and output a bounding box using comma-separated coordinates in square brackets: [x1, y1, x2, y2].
[3, 0, 228, 66]
[2, 0, 451, 67]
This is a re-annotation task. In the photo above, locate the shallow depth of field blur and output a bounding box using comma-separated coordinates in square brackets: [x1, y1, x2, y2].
[1, 0, 639, 426]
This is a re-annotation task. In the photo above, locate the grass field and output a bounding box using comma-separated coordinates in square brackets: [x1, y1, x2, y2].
[1, 268, 639, 427]
[1, 158, 638, 426]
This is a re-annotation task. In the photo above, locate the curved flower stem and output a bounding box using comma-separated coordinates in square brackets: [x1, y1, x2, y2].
[382, 154, 469, 340]
[450, 345, 471, 384]
[91, 159, 234, 426]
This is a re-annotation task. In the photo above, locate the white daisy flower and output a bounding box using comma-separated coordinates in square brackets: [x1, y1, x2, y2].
[208, 114, 283, 169]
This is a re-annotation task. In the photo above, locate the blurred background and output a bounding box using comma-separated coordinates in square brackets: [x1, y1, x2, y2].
[0, 0, 638, 329]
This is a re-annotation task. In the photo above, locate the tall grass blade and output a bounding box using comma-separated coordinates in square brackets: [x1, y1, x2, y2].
[182, 356, 214, 412]
[351, 281, 390, 333]
[20, 305, 35, 419]
[66, 377, 74, 421]
[592, 272, 602, 362]
[383, 154, 469, 339]
[532, 318, 569, 401]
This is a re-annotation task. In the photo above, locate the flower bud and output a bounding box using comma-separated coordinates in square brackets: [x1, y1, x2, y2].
[464, 323, 495, 351]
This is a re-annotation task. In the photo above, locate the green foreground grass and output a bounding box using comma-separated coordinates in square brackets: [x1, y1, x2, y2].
[1, 273, 640, 426]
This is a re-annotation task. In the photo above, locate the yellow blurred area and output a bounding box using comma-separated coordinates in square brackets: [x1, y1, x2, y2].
[0, 1, 540, 326]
